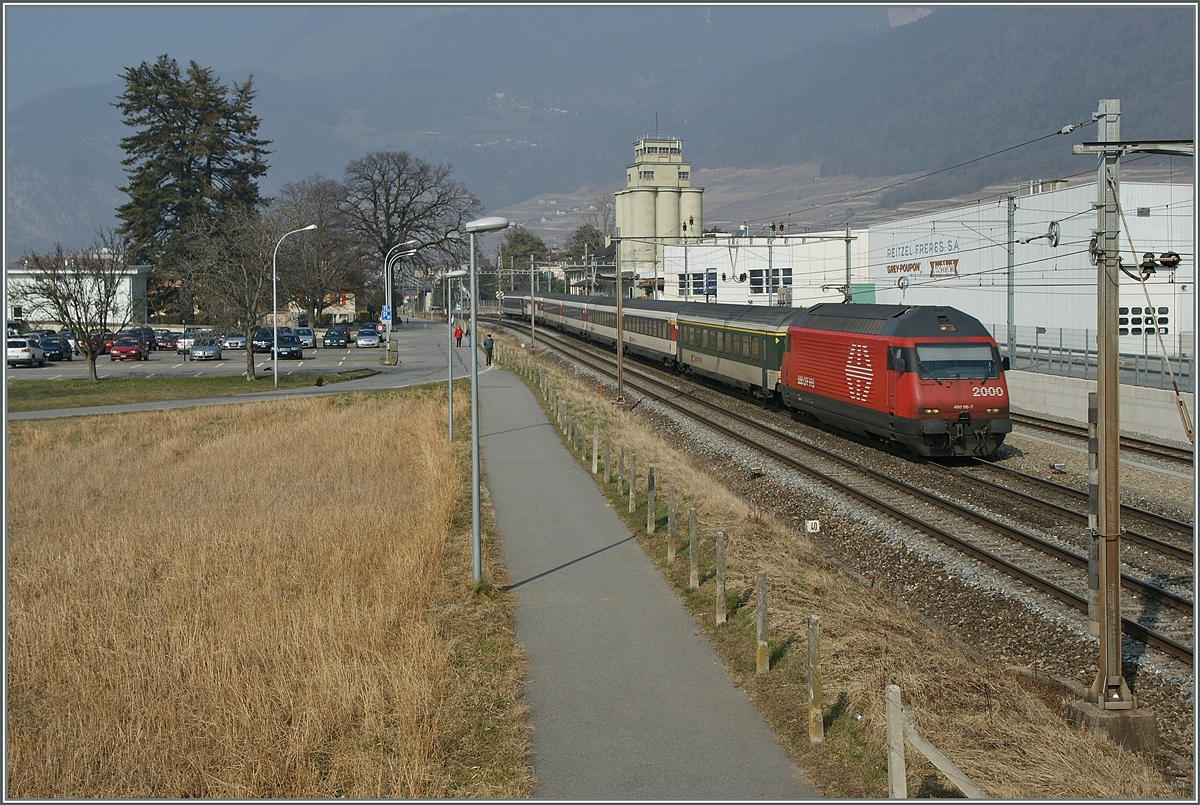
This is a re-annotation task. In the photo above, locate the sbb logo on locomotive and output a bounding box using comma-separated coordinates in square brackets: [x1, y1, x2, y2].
[844, 344, 874, 402]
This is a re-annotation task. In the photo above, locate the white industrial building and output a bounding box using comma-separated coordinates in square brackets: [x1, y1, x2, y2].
[867, 181, 1193, 359]
[659, 227, 873, 307]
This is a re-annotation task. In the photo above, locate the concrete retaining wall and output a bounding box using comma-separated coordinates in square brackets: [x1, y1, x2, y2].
[1006, 370, 1194, 446]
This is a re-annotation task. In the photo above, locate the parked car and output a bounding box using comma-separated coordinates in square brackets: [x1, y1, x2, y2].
[221, 331, 248, 350]
[294, 327, 317, 348]
[176, 331, 200, 354]
[110, 336, 149, 361]
[251, 328, 274, 353]
[90, 330, 116, 354]
[156, 331, 178, 351]
[39, 336, 72, 361]
[59, 329, 81, 355]
[271, 333, 304, 360]
[120, 326, 159, 351]
[355, 327, 381, 348]
[322, 328, 348, 348]
[7, 337, 45, 368]
[189, 337, 222, 361]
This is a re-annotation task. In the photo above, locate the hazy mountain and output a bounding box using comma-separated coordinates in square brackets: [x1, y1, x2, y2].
[4, 6, 1193, 260]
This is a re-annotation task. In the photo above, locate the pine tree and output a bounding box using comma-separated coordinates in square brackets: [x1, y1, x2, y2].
[114, 55, 270, 320]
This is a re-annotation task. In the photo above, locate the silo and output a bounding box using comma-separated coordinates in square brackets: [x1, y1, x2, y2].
[629, 187, 657, 269]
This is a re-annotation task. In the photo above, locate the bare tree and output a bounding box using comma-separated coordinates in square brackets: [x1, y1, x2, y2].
[179, 207, 289, 381]
[10, 230, 141, 381]
[339, 151, 482, 299]
[273, 176, 369, 326]
[583, 192, 616, 243]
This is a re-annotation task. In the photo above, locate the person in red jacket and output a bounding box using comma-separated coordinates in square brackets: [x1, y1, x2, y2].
[454, 325, 463, 347]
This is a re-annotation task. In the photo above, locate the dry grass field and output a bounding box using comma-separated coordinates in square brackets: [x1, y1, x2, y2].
[494, 336, 1182, 799]
[6, 389, 531, 798]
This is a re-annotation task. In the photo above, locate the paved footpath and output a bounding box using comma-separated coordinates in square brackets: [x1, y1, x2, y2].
[479, 364, 821, 800]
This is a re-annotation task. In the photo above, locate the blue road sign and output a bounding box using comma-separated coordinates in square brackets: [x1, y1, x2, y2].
[381, 305, 391, 322]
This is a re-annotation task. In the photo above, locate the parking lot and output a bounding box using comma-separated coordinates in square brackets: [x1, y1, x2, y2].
[6, 342, 400, 381]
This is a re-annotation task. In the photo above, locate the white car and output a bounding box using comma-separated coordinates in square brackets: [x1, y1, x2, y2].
[7, 337, 46, 368]
[356, 329, 381, 348]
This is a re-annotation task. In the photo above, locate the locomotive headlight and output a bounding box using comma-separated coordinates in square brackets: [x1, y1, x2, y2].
[986, 408, 1001, 414]
[920, 407, 940, 415]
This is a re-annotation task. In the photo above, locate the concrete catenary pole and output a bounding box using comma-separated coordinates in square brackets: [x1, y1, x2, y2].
[1086, 98, 1133, 709]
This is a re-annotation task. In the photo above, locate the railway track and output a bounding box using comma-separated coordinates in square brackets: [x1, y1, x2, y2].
[1011, 412, 1194, 466]
[502, 321, 1194, 667]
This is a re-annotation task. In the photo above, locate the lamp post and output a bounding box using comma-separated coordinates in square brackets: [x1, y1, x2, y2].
[384, 240, 419, 365]
[466, 216, 509, 585]
[441, 269, 468, 440]
[273, 224, 316, 389]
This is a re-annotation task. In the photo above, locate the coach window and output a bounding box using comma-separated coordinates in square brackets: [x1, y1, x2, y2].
[751, 337, 760, 361]
[1119, 328, 1129, 336]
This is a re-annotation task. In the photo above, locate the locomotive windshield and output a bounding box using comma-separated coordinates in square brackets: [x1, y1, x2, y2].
[914, 343, 999, 380]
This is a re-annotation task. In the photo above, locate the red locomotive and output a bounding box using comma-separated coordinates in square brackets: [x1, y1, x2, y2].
[780, 303, 1011, 457]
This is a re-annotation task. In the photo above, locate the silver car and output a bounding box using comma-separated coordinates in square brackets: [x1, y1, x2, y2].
[355, 328, 381, 348]
[294, 327, 317, 348]
[189, 337, 222, 361]
[221, 331, 248, 350]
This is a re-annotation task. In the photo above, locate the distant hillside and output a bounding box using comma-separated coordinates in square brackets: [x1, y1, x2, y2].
[690, 6, 1194, 207]
[4, 5, 1193, 259]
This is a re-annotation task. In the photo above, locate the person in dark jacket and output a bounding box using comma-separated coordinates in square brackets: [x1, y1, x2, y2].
[483, 334, 495, 366]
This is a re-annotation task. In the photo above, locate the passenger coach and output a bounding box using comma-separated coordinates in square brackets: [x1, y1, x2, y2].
[676, 303, 804, 396]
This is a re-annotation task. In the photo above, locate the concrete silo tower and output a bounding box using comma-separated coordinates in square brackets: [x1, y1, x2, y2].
[614, 137, 703, 294]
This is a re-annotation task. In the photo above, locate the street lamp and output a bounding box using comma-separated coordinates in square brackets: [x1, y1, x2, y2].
[384, 239, 419, 364]
[273, 224, 317, 389]
[441, 269, 469, 440]
[466, 215, 509, 585]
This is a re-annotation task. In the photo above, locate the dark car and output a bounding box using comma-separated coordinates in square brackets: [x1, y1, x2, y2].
[271, 333, 304, 360]
[322, 328, 348, 348]
[156, 331, 178, 351]
[39, 336, 72, 361]
[251, 328, 274, 353]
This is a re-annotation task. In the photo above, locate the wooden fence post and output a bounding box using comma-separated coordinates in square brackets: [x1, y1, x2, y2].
[605, 434, 611, 483]
[667, 485, 676, 563]
[628, 452, 637, 513]
[756, 571, 769, 674]
[715, 531, 726, 624]
[688, 508, 699, 589]
[886, 684, 907, 798]
[617, 446, 624, 494]
[646, 465, 656, 536]
[808, 615, 823, 744]
[592, 426, 599, 474]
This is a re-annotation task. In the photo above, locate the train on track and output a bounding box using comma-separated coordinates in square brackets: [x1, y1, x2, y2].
[502, 292, 1013, 457]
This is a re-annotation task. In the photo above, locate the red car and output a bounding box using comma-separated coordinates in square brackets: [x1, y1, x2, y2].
[90, 330, 116, 354]
[109, 336, 149, 361]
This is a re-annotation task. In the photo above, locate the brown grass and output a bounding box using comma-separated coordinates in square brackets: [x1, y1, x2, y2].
[495, 335, 1180, 799]
[5, 388, 531, 798]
